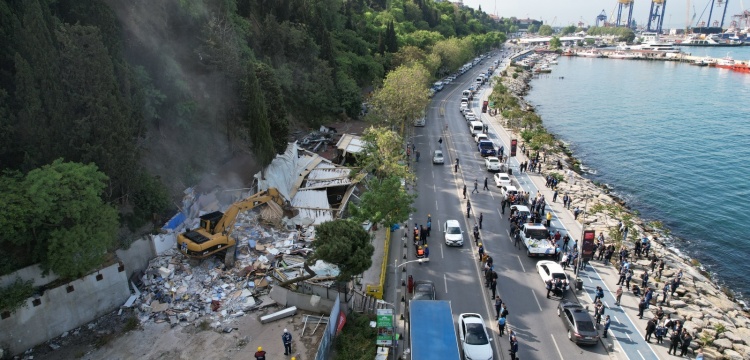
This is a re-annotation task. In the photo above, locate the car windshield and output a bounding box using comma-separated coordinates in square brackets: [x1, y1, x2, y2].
[525, 229, 548, 240]
[552, 273, 566, 280]
[575, 320, 596, 332]
[447, 226, 461, 235]
[465, 323, 489, 345]
[413, 285, 434, 300]
[479, 143, 493, 150]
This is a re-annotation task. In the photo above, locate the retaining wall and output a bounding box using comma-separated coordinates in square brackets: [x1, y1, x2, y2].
[0, 263, 131, 355]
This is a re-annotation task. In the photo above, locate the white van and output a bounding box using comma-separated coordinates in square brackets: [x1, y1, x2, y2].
[433, 81, 444, 91]
[462, 90, 472, 98]
[469, 121, 484, 136]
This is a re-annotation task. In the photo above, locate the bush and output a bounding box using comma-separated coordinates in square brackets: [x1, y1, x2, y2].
[334, 312, 377, 360]
[0, 278, 35, 314]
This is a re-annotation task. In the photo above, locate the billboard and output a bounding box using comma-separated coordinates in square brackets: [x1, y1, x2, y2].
[376, 308, 394, 346]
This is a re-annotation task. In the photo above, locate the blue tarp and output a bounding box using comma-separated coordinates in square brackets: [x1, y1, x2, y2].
[162, 212, 187, 231]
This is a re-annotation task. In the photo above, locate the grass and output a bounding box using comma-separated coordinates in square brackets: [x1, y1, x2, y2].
[197, 320, 211, 331]
[123, 316, 139, 332]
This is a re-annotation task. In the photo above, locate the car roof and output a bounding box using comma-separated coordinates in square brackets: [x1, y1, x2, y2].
[560, 300, 584, 310]
[505, 185, 518, 191]
[538, 260, 564, 272]
[446, 219, 460, 227]
[434, 150, 443, 155]
[512, 205, 530, 211]
[459, 313, 483, 324]
[485, 156, 499, 161]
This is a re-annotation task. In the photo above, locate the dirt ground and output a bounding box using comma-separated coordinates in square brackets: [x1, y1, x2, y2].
[28, 308, 324, 360]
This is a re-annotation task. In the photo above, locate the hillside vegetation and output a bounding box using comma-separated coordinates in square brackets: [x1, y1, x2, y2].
[0, 0, 508, 277]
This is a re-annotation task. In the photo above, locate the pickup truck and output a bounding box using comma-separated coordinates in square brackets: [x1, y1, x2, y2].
[519, 223, 556, 257]
[477, 140, 496, 157]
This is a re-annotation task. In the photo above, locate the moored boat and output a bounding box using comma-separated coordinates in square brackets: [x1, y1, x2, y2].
[576, 49, 603, 58]
[715, 56, 735, 69]
[608, 51, 640, 59]
[731, 62, 750, 73]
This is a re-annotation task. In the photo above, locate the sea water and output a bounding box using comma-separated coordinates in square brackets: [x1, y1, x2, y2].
[525, 47, 750, 300]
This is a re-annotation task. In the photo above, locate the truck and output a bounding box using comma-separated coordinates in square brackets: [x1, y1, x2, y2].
[519, 223, 556, 257]
[477, 140, 496, 157]
[410, 300, 460, 360]
[177, 188, 285, 266]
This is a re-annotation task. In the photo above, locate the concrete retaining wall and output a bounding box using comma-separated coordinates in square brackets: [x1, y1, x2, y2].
[0, 263, 131, 355]
[116, 237, 155, 281]
[0, 264, 58, 289]
[270, 286, 335, 313]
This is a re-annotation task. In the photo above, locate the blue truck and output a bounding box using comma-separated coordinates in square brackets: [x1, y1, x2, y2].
[410, 300, 460, 360]
[478, 140, 496, 157]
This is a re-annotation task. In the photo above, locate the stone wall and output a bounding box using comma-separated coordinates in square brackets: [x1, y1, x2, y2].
[116, 237, 156, 281]
[0, 263, 131, 355]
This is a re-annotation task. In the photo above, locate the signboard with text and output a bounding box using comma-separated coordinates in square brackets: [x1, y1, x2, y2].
[376, 309, 394, 346]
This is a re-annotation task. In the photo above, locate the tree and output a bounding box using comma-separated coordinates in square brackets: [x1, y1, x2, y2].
[350, 176, 416, 228]
[0, 160, 119, 278]
[538, 24, 553, 36]
[561, 25, 577, 35]
[312, 219, 374, 281]
[549, 36, 562, 50]
[527, 24, 539, 33]
[254, 62, 289, 154]
[369, 64, 430, 132]
[355, 126, 411, 180]
[241, 61, 275, 166]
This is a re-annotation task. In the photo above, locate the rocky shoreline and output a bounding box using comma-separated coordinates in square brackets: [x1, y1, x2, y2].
[498, 63, 750, 359]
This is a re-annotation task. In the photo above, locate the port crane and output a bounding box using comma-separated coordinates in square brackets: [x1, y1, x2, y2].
[616, 0, 635, 28]
[647, 0, 668, 33]
[596, 9, 608, 27]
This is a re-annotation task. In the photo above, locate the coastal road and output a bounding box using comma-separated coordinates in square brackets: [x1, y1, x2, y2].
[401, 51, 610, 360]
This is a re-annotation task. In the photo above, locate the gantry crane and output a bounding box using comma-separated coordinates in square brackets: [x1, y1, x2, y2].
[647, 0, 667, 33]
[616, 0, 635, 27]
[596, 10, 608, 27]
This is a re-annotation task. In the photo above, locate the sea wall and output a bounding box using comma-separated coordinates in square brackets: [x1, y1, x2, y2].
[499, 56, 750, 359]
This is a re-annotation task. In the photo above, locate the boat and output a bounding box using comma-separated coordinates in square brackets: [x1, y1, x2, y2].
[677, 35, 744, 47]
[731, 62, 750, 73]
[608, 51, 640, 59]
[716, 55, 735, 69]
[576, 49, 603, 58]
[632, 32, 681, 53]
[533, 65, 552, 73]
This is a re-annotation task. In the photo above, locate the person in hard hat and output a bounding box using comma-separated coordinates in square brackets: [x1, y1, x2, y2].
[417, 246, 425, 259]
[478, 243, 485, 262]
[282, 328, 293, 355]
[254, 346, 266, 360]
[423, 244, 429, 259]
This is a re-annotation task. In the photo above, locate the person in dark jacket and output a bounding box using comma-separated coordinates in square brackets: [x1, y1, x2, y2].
[254, 347, 267, 360]
[602, 315, 611, 338]
[668, 328, 681, 355]
[638, 296, 647, 319]
[679, 330, 693, 356]
[282, 329, 293, 355]
[645, 318, 657, 342]
[509, 336, 519, 360]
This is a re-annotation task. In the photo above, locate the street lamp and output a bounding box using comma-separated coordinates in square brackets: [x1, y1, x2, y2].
[390, 258, 428, 360]
[575, 195, 590, 277]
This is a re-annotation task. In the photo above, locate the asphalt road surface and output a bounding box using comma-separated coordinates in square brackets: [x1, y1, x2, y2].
[391, 52, 611, 360]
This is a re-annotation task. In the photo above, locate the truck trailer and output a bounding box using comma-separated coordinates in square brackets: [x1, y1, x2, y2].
[409, 300, 460, 360]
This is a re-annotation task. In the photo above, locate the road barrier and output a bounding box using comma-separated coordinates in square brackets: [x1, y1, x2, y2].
[366, 227, 391, 299]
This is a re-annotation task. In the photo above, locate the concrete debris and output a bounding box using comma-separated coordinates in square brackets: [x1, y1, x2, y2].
[124, 188, 341, 331]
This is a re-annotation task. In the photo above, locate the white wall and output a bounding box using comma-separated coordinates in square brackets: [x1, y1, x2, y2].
[0, 263, 131, 355]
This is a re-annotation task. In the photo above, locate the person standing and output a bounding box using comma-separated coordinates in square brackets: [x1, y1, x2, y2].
[615, 286, 623, 306]
[552, 190, 558, 202]
[494, 296, 503, 320]
[563, 193, 570, 208]
[472, 179, 479, 194]
[483, 177, 489, 191]
[455, 158, 460, 173]
[546, 279, 553, 298]
[661, 282, 671, 305]
[667, 327, 681, 355]
[426, 218, 432, 237]
[638, 296, 647, 319]
[641, 270, 649, 289]
[594, 302, 604, 325]
[602, 315, 611, 338]
[594, 286, 605, 303]
[254, 346, 267, 360]
[546, 211, 552, 227]
[497, 316, 506, 335]
[479, 213, 483, 229]
[679, 329, 693, 356]
[509, 336, 519, 360]
[423, 244, 430, 259]
[282, 329, 293, 355]
[671, 277, 681, 296]
[490, 276, 498, 299]
[645, 318, 657, 342]
[463, 184, 467, 199]
[478, 243, 484, 262]
[438, 137, 443, 148]
[626, 270, 633, 289]
[467, 200, 471, 218]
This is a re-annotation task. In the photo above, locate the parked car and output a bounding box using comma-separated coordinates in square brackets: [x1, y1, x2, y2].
[458, 313, 493, 360]
[536, 260, 570, 290]
[493, 172, 511, 187]
[484, 156, 502, 172]
[500, 185, 519, 199]
[412, 280, 436, 300]
[473, 133, 489, 143]
[444, 219, 464, 246]
[414, 117, 426, 127]
[509, 204, 531, 220]
[557, 301, 599, 345]
[460, 102, 469, 113]
[432, 150, 445, 165]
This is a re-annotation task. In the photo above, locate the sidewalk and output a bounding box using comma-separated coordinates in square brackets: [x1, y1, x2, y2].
[481, 103, 685, 360]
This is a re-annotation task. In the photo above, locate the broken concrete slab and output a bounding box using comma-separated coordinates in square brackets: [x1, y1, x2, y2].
[260, 306, 297, 324]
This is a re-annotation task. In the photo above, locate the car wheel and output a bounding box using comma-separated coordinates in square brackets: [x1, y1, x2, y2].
[568, 329, 573, 341]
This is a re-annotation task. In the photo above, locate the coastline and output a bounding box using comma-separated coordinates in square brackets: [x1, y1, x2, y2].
[495, 57, 750, 357]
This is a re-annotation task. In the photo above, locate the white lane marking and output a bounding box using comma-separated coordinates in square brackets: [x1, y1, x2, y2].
[550, 334, 565, 360]
[488, 190, 494, 199]
[441, 243, 444, 259]
[516, 255, 526, 272]
[604, 301, 610, 309]
[614, 316, 620, 323]
[433, 183, 436, 192]
[625, 333, 632, 341]
[532, 290, 543, 311]
[435, 199, 439, 211]
[444, 274, 448, 293]
[432, 171, 434, 180]
[637, 350, 645, 360]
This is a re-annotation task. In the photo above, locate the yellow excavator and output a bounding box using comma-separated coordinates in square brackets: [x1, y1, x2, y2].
[177, 188, 285, 266]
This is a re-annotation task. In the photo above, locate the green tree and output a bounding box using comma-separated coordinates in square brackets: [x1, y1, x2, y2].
[369, 63, 430, 131]
[356, 126, 411, 180]
[312, 219, 374, 281]
[0, 160, 119, 278]
[538, 24, 553, 36]
[549, 36, 562, 50]
[350, 176, 416, 228]
[561, 25, 577, 35]
[528, 24, 539, 33]
[241, 61, 275, 166]
[254, 62, 289, 154]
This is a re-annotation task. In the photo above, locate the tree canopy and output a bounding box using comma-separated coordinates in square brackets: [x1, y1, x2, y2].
[351, 176, 416, 228]
[369, 64, 431, 132]
[312, 219, 374, 281]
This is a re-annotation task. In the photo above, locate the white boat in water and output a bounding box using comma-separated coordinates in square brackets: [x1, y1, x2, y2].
[576, 49, 603, 58]
[608, 51, 641, 59]
[633, 32, 681, 53]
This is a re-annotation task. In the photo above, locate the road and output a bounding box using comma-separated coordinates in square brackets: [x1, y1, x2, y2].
[389, 51, 612, 360]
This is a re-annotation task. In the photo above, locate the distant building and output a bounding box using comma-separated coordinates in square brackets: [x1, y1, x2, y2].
[502, 17, 543, 32]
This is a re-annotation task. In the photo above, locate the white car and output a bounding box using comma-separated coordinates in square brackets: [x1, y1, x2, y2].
[444, 219, 464, 246]
[500, 185, 519, 198]
[536, 260, 570, 290]
[458, 313, 493, 360]
[484, 156, 501, 172]
[465, 113, 477, 122]
[460, 102, 469, 112]
[461, 108, 473, 117]
[432, 150, 444, 164]
[414, 117, 426, 127]
[493, 172, 511, 187]
[473, 133, 489, 143]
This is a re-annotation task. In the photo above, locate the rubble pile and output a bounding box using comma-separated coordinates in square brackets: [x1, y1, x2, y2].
[132, 207, 338, 330]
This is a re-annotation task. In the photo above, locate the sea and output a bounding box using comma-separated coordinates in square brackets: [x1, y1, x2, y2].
[525, 46, 750, 302]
